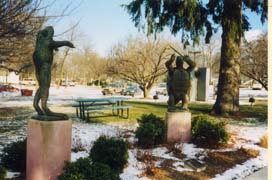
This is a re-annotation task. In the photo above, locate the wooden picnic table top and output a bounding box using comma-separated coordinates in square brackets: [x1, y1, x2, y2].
[76, 97, 129, 103]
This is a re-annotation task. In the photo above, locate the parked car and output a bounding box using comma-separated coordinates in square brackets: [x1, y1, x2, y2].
[155, 83, 167, 96]
[21, 89, 33, 96]
[239, 80, 253, 88]
[19, 78, 36, 86]
[0, 84, 20, 92]
[122, 86, 141, 97]
[61, 79, 76, 86]
[102, 83, 124, 95]
[252, 83, 262, 90]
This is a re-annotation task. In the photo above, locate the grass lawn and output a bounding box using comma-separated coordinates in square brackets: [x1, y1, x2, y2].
[86, 101, 267, 124]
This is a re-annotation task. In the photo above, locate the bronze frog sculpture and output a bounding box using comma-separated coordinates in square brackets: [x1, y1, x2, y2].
[32, 26, 74, 121]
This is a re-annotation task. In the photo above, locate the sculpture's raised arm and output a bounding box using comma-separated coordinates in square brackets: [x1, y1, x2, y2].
[183, 55, 196, 72]
[50, 41, 75, 49]
[165, 54, 176, 72]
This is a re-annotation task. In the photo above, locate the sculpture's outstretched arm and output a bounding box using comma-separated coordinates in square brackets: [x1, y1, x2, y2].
[165, 54, 175, 72]
[50, 41, 75, 49]
[184, 55, 196, 72]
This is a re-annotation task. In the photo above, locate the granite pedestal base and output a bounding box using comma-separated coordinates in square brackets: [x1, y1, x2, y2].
[166, 111, 191, 143]
[27, 119, 72, 180]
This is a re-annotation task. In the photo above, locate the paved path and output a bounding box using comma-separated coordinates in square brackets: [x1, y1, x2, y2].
[245, 167, 267, 180]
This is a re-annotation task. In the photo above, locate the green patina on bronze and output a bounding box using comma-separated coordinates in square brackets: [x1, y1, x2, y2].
[165, 54, 196, 112]
[32, 26, 75, 121]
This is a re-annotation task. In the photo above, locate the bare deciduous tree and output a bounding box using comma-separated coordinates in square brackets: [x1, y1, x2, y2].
[108, 37, 175, 98]
[55, 23, 79, 88]
[240, 34, 267, 90]
[0, 0, 77, 74]
[61, 47, 108, 85]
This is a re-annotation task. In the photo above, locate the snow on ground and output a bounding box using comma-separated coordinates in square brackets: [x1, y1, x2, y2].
[0, 85, 268, 179]
[0, 85, 267, 108]
[6, 172, 20, 179]
[0, 86, 104, 108]
[71, 121, 119, 161]
[0, 120, 26, 151]
[210, 124, 268, 180]
[1, 119, 267, 179]
[120, 150, 149, 180]
[70, 122, 151, 179]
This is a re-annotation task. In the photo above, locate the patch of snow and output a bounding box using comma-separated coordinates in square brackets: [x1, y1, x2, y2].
[0, 120, 26, 151]
[72, 122, 119, 152]
[71, 151, 89, 162]
[120, 150, 149, 180]
[211, 149, 267, 180]
[182, 143, 204, 159]
[211, 124, 268, 179]
[0, 91, 20, 98]
[152, 147, 179, 161]
[228, 125, 267, 144]
[6, 172, 20, 179]
[172, 161, 193, 172]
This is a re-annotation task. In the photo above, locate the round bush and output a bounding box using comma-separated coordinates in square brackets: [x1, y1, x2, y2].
[192, 114, 229, 148]
[90, 162, 120, 180]
[135, 113, 166, 148]
[0, 165, 7, 180]
[0, 138, 26, 173]
[89, 136, 128, 173]
[59, 158, 120, 180]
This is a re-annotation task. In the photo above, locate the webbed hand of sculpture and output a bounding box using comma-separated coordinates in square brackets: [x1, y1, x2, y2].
[67, 41, 75, 48]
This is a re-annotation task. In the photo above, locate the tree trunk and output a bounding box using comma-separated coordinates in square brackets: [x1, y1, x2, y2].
[140, 85, 151, 98]
[212, 0, 242, 115]
[143, 87, 151, 98]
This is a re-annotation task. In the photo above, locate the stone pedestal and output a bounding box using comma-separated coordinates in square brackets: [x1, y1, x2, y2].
[27, 119, 72, 180]
[165, 111, 191, 143]
[196, 68, 210, 101]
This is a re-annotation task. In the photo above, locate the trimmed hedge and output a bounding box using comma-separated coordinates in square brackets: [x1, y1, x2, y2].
[0, 139, 26, 173]
[59, 158, 120, 180]
[192, 114, 229, 148]
[89, 136, 128, 173]
[135, 113, 166, 148]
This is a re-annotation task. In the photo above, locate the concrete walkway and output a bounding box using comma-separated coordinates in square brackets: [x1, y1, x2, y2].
[245, 167, 267, 180]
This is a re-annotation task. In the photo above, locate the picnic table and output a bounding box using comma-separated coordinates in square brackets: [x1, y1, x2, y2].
[73, 97, 132, 120]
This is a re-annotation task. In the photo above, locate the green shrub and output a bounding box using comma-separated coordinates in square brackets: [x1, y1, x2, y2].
[191, 114, 229, 148]
[0, 138, 26, 172]
[89, 162, 120, 180]
[59, 158, 120, 180]
[87, 82, 93, 86]
[100, 81, 108, 88]
[0, 165, 7, 180]
[89, 136, 128, 173]
[135, 113, 166, 148]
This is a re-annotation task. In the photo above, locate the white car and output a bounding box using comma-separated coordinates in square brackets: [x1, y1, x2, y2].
[19, 78, 36, 86]
[252, 83, 262, 90]
[156, 83, 167, 96]
[61, 80, 76, 86]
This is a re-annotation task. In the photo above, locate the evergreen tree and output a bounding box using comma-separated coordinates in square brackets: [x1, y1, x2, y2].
[123, 0, 267, 115]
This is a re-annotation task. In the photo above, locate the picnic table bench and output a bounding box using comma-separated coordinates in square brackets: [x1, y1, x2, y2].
[73, 97, 132, 120]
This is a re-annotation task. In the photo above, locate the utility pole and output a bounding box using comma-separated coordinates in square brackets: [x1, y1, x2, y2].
[188, 50, 201, 64]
